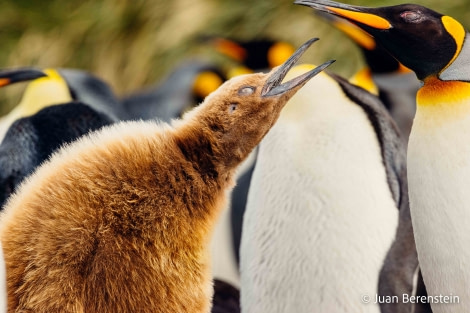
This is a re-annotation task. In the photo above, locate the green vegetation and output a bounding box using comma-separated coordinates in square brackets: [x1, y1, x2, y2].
[0, 0, 468, 113]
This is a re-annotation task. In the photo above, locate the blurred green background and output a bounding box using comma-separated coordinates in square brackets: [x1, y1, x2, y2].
[0, 0, 469, 114]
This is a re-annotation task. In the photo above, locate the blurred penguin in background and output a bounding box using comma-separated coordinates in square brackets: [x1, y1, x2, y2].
[121, 60, 226, 122]
[0, 68, 122, 141]
[202, 36, 296, 73]
[239, 61, 423, 313]
[0, 101, 114, 208]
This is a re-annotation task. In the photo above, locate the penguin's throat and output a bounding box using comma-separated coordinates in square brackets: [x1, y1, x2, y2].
[418, 77, 470, 107]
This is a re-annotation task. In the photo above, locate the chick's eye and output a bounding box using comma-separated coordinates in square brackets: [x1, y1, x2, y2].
[238, 86, 255, 96]
[400, 11, 421, 23]
[229, 103, 238, 113]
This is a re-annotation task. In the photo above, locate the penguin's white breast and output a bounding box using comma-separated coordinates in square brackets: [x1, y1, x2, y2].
[240, 73, 398, 312]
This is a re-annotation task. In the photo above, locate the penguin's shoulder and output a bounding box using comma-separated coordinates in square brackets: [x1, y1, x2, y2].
[330, 73, 407, 209]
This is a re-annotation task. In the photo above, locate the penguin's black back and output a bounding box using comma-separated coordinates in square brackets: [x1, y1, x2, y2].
[0, 102, 114, 207]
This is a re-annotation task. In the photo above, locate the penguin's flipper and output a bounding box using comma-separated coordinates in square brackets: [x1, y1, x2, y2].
[211, 279, 240, 313]
[0, 101, 114, 208]
[378, 203, 431, 313]
[330, 73, 406, 207]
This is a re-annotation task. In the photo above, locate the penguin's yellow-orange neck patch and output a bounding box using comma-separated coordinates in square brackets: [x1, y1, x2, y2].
[20, 68, 72, 117]
[441, 16, 466, 73]
[416, 77, 470, 126]
[349, 67, 378, 95]
[418, 77, 470, 106]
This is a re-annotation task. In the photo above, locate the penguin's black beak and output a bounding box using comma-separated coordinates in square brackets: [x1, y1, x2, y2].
[0, 68, 47, 87]
[261, 38, 335, 97]
[294, 0, 392, 31]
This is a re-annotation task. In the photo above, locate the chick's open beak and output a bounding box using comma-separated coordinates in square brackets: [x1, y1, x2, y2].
[261, 38, 335, 97]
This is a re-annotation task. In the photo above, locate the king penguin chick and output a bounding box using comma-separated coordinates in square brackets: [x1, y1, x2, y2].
[295, 1, 470, 312]
[240, 64, 410, 313]
[0, 68, 121, 141]
[0, 101, 114, 208]
[121, 60, 226, 122]
[0, 39, 333, 313]
[315, 12, 419, 145]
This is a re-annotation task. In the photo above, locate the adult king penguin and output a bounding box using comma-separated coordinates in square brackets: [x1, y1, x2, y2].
[0, 39, 333, 313]
[240, 61, 407, 312]
[240, 59, 417, 313]
[295, 1, 470, 312]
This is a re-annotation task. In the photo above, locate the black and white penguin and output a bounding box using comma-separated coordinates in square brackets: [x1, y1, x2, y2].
[239, 63, 414, 312]
[295, 1, 470, 312]
[0, 102, 114, 207]
[0, 68, 121, 140]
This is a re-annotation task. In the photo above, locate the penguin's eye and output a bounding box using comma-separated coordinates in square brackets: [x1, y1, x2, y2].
[400, 11, 421, 23]
[238, 86, 255, 96]
[229, 103, 238, 113]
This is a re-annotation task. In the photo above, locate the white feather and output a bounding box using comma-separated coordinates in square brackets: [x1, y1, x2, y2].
[240, 70, 398, 313]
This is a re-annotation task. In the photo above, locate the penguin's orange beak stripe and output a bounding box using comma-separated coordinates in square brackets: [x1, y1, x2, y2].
[0, 78, 11, 87]
[333, 19, 376, 50]
[327, 7, 392, 30]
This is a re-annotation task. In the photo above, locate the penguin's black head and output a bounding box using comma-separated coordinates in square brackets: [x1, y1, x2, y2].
[295, 0, 466, 81]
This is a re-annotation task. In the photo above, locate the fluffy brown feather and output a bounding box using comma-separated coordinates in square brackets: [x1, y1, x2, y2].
[0, 59, 320, 312]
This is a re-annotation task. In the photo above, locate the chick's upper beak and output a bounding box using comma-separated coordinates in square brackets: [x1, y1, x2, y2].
[261, 38, 335, 97]
[294, 0, 392, 31]
[0, 68, 48, 87]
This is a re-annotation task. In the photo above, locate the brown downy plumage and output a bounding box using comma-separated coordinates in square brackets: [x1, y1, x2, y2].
[0, 38, 333, 313]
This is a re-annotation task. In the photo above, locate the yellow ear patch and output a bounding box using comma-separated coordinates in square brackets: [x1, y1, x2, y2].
[333, 19, 376, 50]
[349, 67, 378, 95]
[327, 7, 392, 30]
[267, 42, 296, 68]
[192, 71, 224, 99]
[213, 39, 247, 62]
[441, 16, 466, 71]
